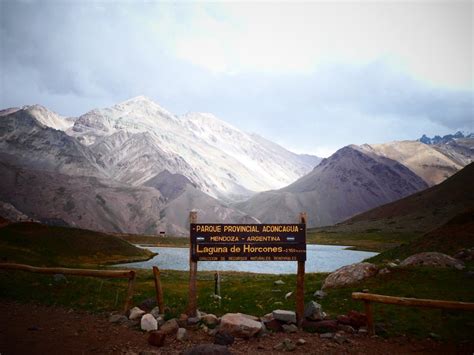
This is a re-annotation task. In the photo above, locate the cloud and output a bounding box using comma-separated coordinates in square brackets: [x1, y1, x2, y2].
[0, 1, 472, 157]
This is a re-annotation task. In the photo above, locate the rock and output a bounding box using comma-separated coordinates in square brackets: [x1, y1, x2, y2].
[282, 324, 298, 333]
[187, 316, 200, 325]
[210, 294, 222, 301]
[178, 314, 189, 328]
[149, 307, 161, 319]
[387, 262, 398, 268]
[238, 313, 260, 321]
[320, 332, 335, 339]
[400, 252, 465, 269]
[214, 331, 234, 346]
[334, 333, 348, 344]
[338, 324, 355, 334]
[129, 307, 146, 320]
[139, 298, 157, 312]
[454, 248, 474, 261]
[155, 316, 165, 328]
[285, 292, 293, 300]
[219, 313, 262, 338]
[304, 301, 324, 321]
[141, 314, 158, 332]
[274, 338, 296, 352]
[261, 313, 273, 322]
[379, 268, 390, 275]
[148, 331, 166, 347]
[274, 279, 285, 285]
[177, 328, 188, 341]
[313, 290, 326, 299]
[296, 338, 306, 345]
[160, 319, 179, 335]
[347, 311, 367, 328]
[202, 314, 219, 327]
[322, 262, 378, 289]
[302, 319, 338, 333]
[264, 319, 284, 332]
[358, 327, 368, 335]
[53, 274, 67, 283]
[183, 344, 231, 355]
[272, 310, 297, 324]
[109, 314, 128, 324]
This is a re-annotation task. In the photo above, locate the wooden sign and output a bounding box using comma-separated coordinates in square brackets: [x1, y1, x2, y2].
[190, 223, 306, 261]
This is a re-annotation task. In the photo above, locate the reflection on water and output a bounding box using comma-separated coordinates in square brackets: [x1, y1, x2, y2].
[116, 244, 377, 274]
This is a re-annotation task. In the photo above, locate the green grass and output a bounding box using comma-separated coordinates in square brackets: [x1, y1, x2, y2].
[0, 222, 155, 267]
[307, 229, 420, 252]
[1, 265, 473, 341]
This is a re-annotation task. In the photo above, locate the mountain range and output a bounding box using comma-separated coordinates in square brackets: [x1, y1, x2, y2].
[0, 97, 472, 234]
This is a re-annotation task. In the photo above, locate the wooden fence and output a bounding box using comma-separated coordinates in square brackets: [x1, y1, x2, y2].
[352, 292, 474, 335]
[0, 263, 136, 313]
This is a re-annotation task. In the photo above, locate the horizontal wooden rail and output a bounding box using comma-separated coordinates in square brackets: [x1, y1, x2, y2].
[0, 263, 136, 313]
[352, 292, 474, 335]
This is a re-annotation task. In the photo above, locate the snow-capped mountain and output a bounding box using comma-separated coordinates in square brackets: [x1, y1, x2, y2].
[65, 96, 320, 200]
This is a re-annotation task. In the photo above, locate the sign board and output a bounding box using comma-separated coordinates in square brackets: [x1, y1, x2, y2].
[190, 223, 306, 261]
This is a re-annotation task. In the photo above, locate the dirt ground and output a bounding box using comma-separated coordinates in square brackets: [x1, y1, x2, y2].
[1, 301, 473, 354]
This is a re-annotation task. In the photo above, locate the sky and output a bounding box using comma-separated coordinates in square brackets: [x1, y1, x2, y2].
[0, 1, 472, 157]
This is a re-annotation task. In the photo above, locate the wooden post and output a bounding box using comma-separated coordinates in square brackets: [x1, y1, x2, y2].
[188, 210, 198, 316]
[364, 300, 375, 335]
[296, 212, 307, 328]
[215, 272, 221, 307]
[124, 271, 136, 314]
[153, 266, 165, 314]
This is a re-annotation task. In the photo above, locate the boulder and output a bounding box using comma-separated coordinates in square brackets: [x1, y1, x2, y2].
[400, 252, 465, 270]
[214, 331, 234, 346]
[148, 331, 166, 347]
[274, 280, 285, 285]
[264, 319, 284, 332]
[313, 290, 326, 299]
[202, 314, 219, 327]
[272, 310, 296, 324]
[178, 314, 189, 328]
[187, 316, 200, 326]
[141, 314, 158, 332]
[304, 301, 324, 321]
[150, 306, 161, 319]
[337, 311, 367, 329]
[129, 307, 146, 320]
[282, 324, 298, 333]
[285, 292, 293, 300]
[320, 332, 335, 339]
[219, 313, 262, 338]
[302, 319, 338, 333]
[322, 262, 378, 289]
[177, 328, 188, 341]
[183, 344, 231, 355]
[454, 248, 474, 262]
[160, 319, 179, 335]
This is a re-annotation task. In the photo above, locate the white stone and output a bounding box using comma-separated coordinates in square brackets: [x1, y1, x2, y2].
[272, 310, 296, 324]
[140, 314, 158, 332]
[176, 327, 188, 341]
[220, 313, 262, 338]
[129, 306, 146, 320]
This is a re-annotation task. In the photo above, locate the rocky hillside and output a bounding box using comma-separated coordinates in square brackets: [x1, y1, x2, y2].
[235, 145, 429, 227]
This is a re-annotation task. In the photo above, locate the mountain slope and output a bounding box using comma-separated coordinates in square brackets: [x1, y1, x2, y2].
[66, 96, 319, 200]
[236, 145, 428, 227]
[359, 141, 464, 186]
[339, 162, 474, 234]
[0, 109, 106, 178]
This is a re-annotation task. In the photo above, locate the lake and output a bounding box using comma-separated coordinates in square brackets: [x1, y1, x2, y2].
[116, 244, 377, 274]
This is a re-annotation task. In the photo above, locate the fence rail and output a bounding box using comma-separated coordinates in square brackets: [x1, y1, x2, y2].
[352, 292, 474, 335]
[0, 263, 136, 313]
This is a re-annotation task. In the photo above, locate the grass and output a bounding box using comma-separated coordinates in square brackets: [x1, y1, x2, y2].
[1, 265, 473, 341]
[0, 222, 155, 267]
[117, 234, 188, 247]
[307, 229, 421, 252]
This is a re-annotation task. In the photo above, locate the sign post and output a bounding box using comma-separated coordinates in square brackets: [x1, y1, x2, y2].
[188, 211, 198, 316]
[187, 212, 307, 324]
